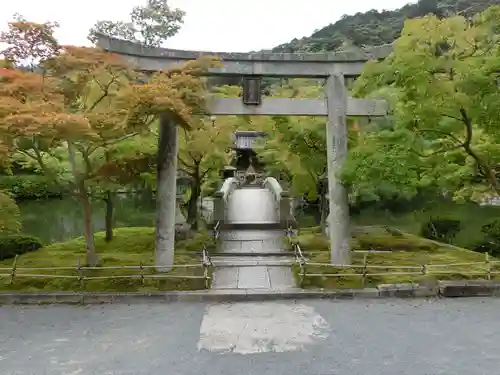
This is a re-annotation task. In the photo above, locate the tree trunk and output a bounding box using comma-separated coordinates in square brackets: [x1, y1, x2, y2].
[187, 178, 201, 230]
[317, 178, 328, 232]
[320, 193, 328, 232]
[104, 190, 114, 242]
[155, 114, 179, 271]
[67, 141, 98, 266]
[79, 182, 98, 266]
[460, 108, 500, 195]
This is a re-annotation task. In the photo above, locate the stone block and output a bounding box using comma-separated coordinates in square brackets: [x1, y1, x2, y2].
[439, 280, 500, 298]
[377, 283, 418, 298]
[413, 286, 438, 298]
[352, 288, 380, 298]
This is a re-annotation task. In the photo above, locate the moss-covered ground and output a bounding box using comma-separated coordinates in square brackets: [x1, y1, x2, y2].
[289, 226, 496, 289]
[0, 227, 214, 292]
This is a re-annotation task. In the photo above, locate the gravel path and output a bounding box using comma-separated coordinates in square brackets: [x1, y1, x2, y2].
[2, 298, 499, 375]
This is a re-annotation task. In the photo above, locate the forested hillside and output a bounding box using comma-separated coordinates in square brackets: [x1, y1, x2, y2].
[273, 0, 499, 52]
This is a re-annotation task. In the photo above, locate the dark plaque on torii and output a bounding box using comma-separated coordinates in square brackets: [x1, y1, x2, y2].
[242, 76, 262, 105]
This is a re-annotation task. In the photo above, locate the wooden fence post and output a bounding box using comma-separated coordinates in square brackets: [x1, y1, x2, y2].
[139, 258, 145, 285]
[485, 253, 491, 281]
[420, 263, 427, 277]
[9, 255, 18, 285]
[204, 265, 209, 289]
[361, 253, 368, 287]
[299, 249, 307, 288]
[77, 257, 84, 287]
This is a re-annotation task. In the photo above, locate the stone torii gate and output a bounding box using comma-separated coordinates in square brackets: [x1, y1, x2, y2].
[97, 35, 392, 267]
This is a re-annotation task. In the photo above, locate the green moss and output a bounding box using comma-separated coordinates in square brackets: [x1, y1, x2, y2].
[292, 225, 493, 289]
[0, 227, 214, 292]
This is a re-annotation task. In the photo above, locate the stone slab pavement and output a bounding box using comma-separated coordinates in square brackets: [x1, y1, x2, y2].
[218, 230, 284, 254]
[3, 298, 500, 375]
[212, 263, 293, 289]
[212, 229, 295, 290]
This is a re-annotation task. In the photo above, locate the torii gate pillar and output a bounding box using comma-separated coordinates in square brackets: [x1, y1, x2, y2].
[325, 74, 350, 264]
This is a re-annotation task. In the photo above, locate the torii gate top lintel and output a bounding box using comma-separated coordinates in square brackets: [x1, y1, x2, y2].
[96, 33, 393, 78]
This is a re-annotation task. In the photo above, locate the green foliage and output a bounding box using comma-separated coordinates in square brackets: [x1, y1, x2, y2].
[473, 220, 500, 256]
[349, 6, 500, 202]
[342, 128, 425, 203]
[0, 234, 42, 261]
[0, 227, 212, 291]
[420, 218, 462, 243]
[482, 221, 500, 240]
[88, 0, 185, 47]
[0, 190, 20, 234]
[274, 0, 494, 52]
[0, 174, 64, 199]
[252, 81, 328, 199]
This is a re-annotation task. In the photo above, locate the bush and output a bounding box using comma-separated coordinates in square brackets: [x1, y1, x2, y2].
[472, 221, 500, 256]
[482, 220, 500, 240]
[472, 241, 500, 257]
[0, 190, 20, 234]
[0, 234, 43, 261]
[0, 175, 64, 199]
[420, 218, 461, 243]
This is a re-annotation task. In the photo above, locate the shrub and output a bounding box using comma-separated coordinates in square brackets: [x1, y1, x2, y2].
[482, 220, 500, 240]
[472, 221, 500, 256]
[420, 218, 461, 243]
[0, 175, 64, 199]
[472, 241, 500, 257]
[0, 235, 43, 261]
[0, 190, 20, 234]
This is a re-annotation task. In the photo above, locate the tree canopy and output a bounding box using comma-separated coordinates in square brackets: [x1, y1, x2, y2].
[88, 0, 184, 47]
[346, 6, 500, 202]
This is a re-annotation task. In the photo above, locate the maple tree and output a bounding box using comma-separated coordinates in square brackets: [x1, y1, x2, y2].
[0, 16, 218, 265]
[349, 5, 500, 203]
[0, 14, 59, 69]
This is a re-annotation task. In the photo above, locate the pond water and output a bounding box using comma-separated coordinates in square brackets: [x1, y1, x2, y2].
[18, 194, 321, 245]
[18, 194, 500, 248]
[19, 194, 157, 245]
